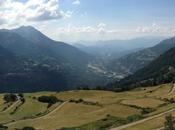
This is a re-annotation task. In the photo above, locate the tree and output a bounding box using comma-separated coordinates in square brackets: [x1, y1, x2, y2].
[164, 114, 175, 130]
[38, 96, 61, 105]
[3, 94, 17, 103]
[0, 124, 8, 130]
[18, 93, 24, 98]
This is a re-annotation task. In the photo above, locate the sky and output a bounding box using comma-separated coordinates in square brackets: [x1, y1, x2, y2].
[0, 0, 175, 43]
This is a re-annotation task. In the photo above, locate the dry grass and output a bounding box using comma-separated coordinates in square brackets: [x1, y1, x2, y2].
[1, 83, 175, 130]
[121, 98, 165, 108]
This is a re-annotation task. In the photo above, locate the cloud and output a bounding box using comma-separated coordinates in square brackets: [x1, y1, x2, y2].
[0, 18, 6, 25]
[0, 0, 5, 6]
[72, 0, 80, 5]
[0, 0, 71, 27]
[136, 23, 161, 33]
[135, 22, 175, 37]
[48, 22, 175, 42]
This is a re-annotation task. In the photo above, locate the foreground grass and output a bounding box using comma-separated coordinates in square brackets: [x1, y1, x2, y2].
[0, 83, 174, 130]
[59, 116, 129, 130]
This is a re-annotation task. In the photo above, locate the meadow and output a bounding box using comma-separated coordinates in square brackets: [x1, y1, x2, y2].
[0, 83, 175, 130]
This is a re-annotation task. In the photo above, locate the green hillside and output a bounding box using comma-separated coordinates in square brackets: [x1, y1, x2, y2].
[110, 47, 175, 91]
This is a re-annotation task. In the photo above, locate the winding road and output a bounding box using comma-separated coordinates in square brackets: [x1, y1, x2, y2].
[6, 101, 69, 126]
[110, 107, 175, 130]
[110, 84, 175, 130]
[1, 95, 21, 113]
[3, 85, 175, 130]
[168, 84, 175, 96]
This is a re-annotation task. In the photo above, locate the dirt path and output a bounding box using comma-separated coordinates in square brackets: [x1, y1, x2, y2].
[1, 101, 20, 113]
[6, 101, 69, 126]
[1, 95, 21, 113]
[110, 108, 175, 130]
[153, 127, 164, 130]
[168, 84, 175, 95]
[39, 101, 69, 119]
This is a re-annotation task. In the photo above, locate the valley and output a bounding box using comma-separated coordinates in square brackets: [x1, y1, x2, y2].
[0, 26, 175, 130]
[0, 0, 175, 129]
[0, 83, 175, 130]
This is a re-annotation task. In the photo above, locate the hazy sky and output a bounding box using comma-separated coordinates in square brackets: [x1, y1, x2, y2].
[0, 0, 175, 42]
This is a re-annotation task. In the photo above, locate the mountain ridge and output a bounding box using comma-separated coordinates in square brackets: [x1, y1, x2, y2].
[108, 47, 175, 91]
[0, 26, 109, 92]
[109, 36, 175, 77]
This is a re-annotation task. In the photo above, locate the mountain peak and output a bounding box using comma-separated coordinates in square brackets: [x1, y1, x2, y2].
[19, 25, 35, 29]
[12, 25, 52, 44]
[16, 25, 39, 33]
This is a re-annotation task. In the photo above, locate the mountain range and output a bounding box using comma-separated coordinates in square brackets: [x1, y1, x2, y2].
[108, 36, 175, 77]
[0, 26, 175, 92]
[75, 37, 163, 59]
[0, 26, 111, 92]
[108, 46, 175, 91]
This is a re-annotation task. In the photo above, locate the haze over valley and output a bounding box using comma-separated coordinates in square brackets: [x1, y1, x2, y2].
[0, 0, 175, 130]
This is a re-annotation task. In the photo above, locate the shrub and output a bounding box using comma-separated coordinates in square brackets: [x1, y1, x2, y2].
[164, 114, 175, 130]
[169, 98, 175, 103]
[18, 93, 24, 98]
[141, 108, 156, 115]
[0, 124, 8, 130]
[3, 94, 17, 103]
[38, 96, 60, 104]
[106, 114, 111, 117]
[21, 98, 25, 103]
[127, 114, 144, 123]
[22, 127, 36, 130]
[69, 99, 75, 102]
[78, 98, 83, 102]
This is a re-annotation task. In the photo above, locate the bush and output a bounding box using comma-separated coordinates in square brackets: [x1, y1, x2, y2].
[3, 94, 17, 103]
[21, 98, 25, 103]
[127, 114, 144, 123]
[22, 127, 36, 130]
[169, 98, 175, 103]
[164, 114, 175, 130]
[78, 98, 84, 102]
[69, 99, 75, 102]
[18, 93, 24, 98]
[0, 124, 8, 130]
[141, 108, 156, 115]
[38, 96, 60, 104]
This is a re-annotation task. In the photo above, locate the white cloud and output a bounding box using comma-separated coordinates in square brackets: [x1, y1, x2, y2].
[72, 0, 80, 5]
[0, 0, 72, 28]
[136, 23, 161, 33]
[47, 22, 175, 42]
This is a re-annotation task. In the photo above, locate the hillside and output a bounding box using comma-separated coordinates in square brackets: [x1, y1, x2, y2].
[0, 45, 21, 74]
[0, 26, 111, 92]
[109, 36, 175, 76]
[109, 47, 175, 91]
[0, 84, 174, 130]
[12, 26, 93, 66]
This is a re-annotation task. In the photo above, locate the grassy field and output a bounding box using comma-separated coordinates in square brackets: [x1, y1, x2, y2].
[121, 98, 165, 108]
[0, 83, 174, 130]
[0, 93, 49, 124]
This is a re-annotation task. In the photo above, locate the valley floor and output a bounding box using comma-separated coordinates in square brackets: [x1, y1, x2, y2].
[1, 83, 175, 130]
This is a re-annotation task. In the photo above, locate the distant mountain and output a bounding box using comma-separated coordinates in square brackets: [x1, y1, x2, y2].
[109, 36, 175, 77]
[0, 26, 110, 92]
[12, 26, 93, 65]
[0, 45, 19, 74]
[108, 47, 175, 91]
[74, 37, 164, 59]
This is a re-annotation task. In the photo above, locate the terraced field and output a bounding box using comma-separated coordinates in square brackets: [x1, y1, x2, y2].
[0, 83, 175, 130]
